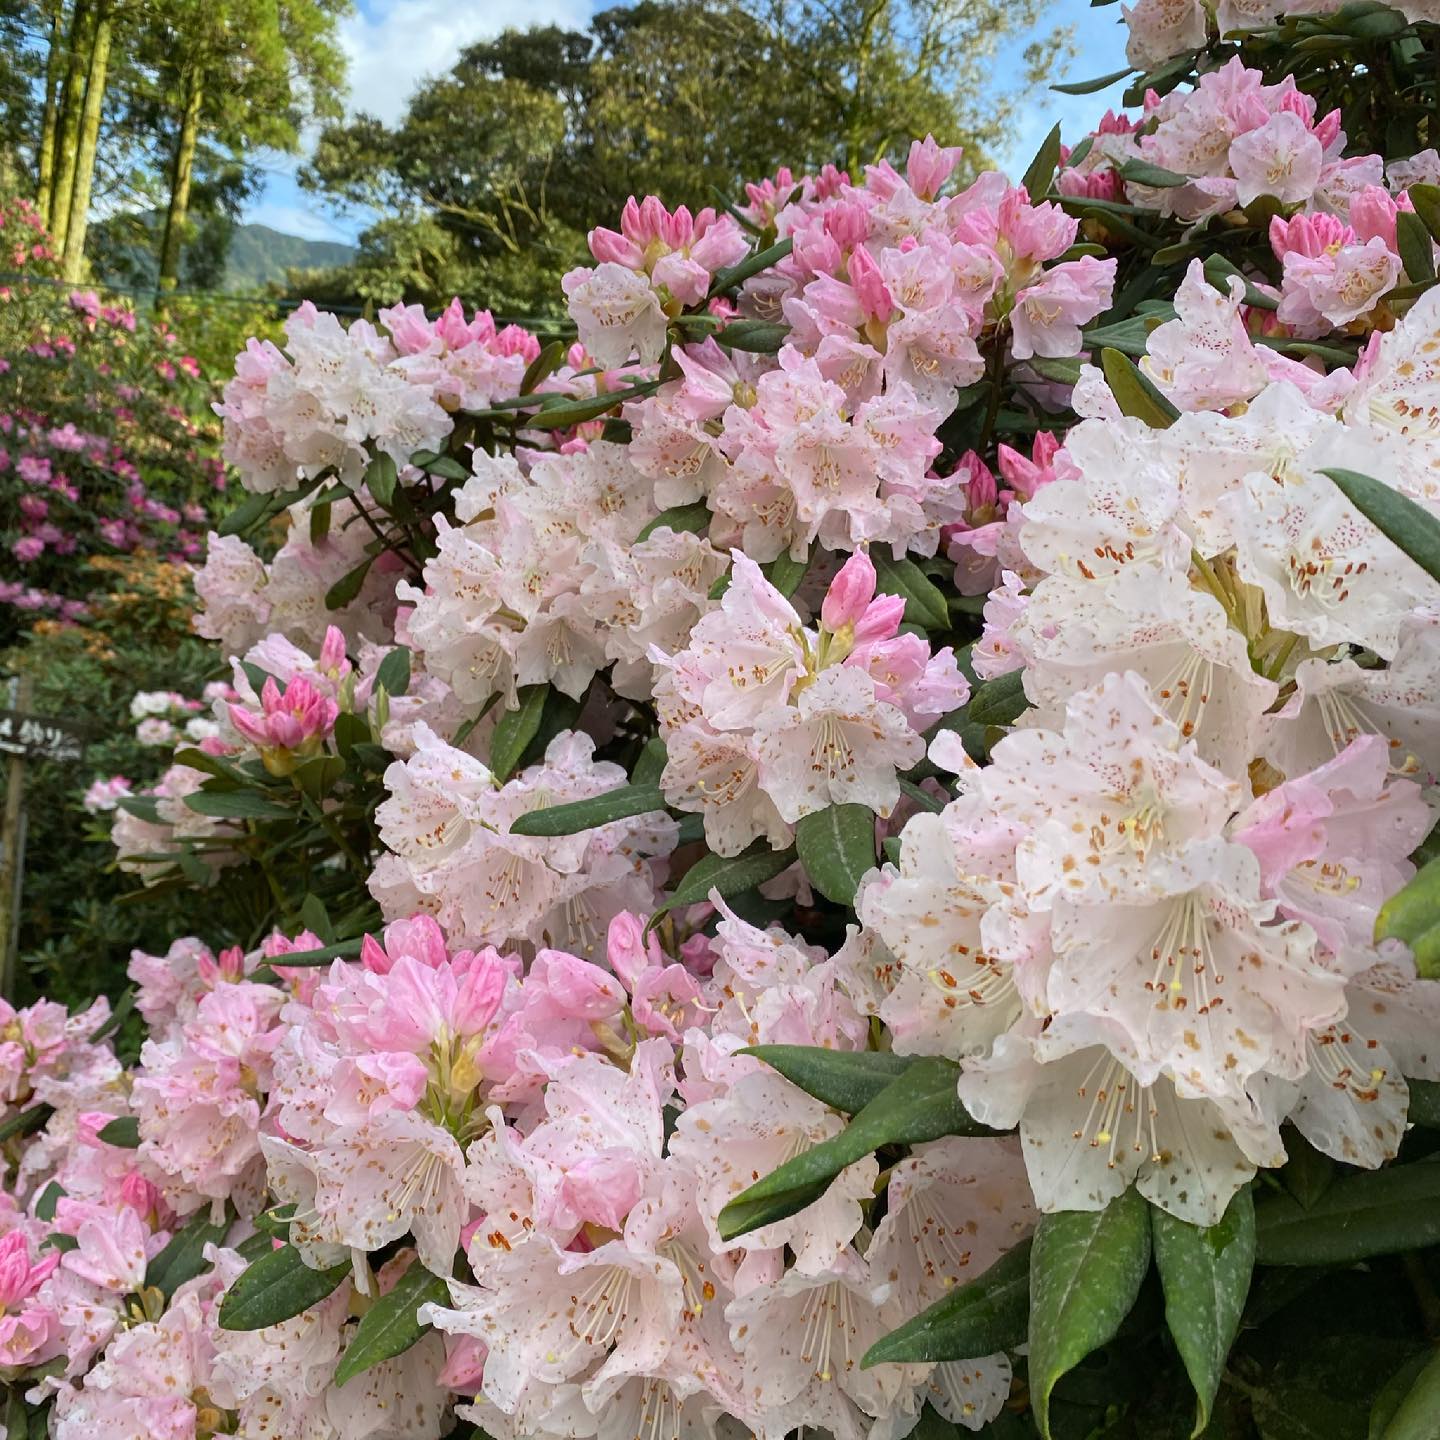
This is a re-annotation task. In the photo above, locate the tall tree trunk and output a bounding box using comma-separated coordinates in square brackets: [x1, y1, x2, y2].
[48, 0, 93, 249]
[35, 0, 66, 217]
[60, 0, 112, 282]
[157, 67, 203, 297]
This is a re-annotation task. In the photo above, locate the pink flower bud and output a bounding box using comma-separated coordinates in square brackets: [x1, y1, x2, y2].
[906, 135, 963, 200]
[822, 551, 878, 630]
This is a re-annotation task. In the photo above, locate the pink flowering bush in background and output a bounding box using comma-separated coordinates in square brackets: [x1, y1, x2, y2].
[21, 6, 1440, 1439]
[0, 196, 223, 644]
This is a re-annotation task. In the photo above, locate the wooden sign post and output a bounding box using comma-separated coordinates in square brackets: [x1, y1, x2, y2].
[0, 677, 90, 1001]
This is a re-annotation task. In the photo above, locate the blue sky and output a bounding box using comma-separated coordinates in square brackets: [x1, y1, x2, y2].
[242, 0, 1132, 246]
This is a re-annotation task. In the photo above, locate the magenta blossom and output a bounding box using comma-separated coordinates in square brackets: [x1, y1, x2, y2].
[228, 675, 338, 773]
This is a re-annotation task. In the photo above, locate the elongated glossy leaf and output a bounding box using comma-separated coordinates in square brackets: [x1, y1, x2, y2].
[259, 937, 363, 968]
[1410, 184, 1440, 245]
[874, 554, 950, 631]
[1255, 1162, 1440, 1265]
[1152, 1189, 1255, 1437]
[714, 320, 790, 353]
[1322, 468, 1440, 586]
[489, 684, 548, 783]
[716, 1056, 993, 1240]
[183, 789, 292, 821]
[646, 841, 797, 933]
[1373, 1348, 1440, 1440]
[765, 546, 812, 599]
[1029, 1187, 1152, 1440]
[1051, 66, 1133, 95]
[147, 1206, 231, 1300]
[519, 381, 663, 431]
[1021, 122, 1063, 203]
[710, 237, 794, 296]
[742, 1045, 917, 1114]
[631, 737, 668, 789]
[520, 338, 566, 395]
[1376, 856, 1440, 947]
[334, 1262, 449, 1385]
[637, 502, 711, 543]
[1408, 1079, 1440, 1129]
[795, 803, 876, 906]
[217, 488, 274, 538]
[325, 557, 374, 610]
[967, 672, 1029, 728]
[1120, 159, 1188, 187]
[863, 1237, 1032, 1367]
[1398, 211, 1436, 284]
[98, 1116, 139, 1148]
[508, 785, 667, 836]
[365, 452, 399, 508]
[0, 1103, 53, 1144]
[375, 646, 411, 698]
[1100, 347, 1179, 428]
[219, 1243, 350, 1331]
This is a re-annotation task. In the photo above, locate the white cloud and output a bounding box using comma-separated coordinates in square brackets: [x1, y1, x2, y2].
[340, 0, 597, 125]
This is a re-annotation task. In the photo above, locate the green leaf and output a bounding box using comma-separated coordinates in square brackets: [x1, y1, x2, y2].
[967, 671, 1029, 729]
[631, 737, 668, 789]
[34, 1182, 63, 1222]
[376, 646, 411, 698]
[260, 937, 364, 968]
[520, 338, 567, 395]
[764, 545, 813, 599]
[1152, 1188, 1255, 1437]
[292, 754, 347, 801]
[741, 1045, 917, 1114]
[114, 794, 163, 824]
[1376, 856, 1440, 951]
[1409, 184, 1440, 245]
[508, 785, 667, 836]
[0, 1103, 53, 1144]
[1021, 121, 1063, 202]
[716, 1056, 993, 1241]
[217, 488, 274, 538]
[1100, 347, 1179, 428]
[365, 452, 399, 508]
[1029, 355, 1084, 385]
[1408, 1079, 1440, 1129]
[1373, 1348, 1440, 1440]
[710, 237, 794, 296]
[518, 381, 663, 432]
[218, 1243, 351, 1332]
[325, 557, 374, 610]
[1119, 159, 1189, 187]
[1398, 211, 1436, 284]
[183, 790, 293, 821]
[489, 684, 549, 783]
[863, 1237, 1032, 1367]
[1028, 1187, 1153, 1440]
[1051, 65, 1133, 95]
[795, 803, 876, 906]
[874, 553, 950, 631]
[646, 840, 797, 933]
[333, 1261, 449, 1386]
[637, 502, 711, 543]
[425, 455, 469, 481]
[1322, 467, 1440, 587]
[98, 1116, 140, 1147]
[714, 320, 790, 353]
[1254, 1161, 1440, 1265]
[147, 1207, 231, 1301]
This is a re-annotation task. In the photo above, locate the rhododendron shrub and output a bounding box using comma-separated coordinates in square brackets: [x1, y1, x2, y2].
[20, 10, 1440, 1439]
[0, 197, 223, 644]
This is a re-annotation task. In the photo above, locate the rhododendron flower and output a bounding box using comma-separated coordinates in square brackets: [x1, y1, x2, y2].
[228, 675, 339, 773]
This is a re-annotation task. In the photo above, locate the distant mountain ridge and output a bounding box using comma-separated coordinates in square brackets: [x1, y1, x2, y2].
[224, 224, 355, 292]
[91, 212, 355, 295]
